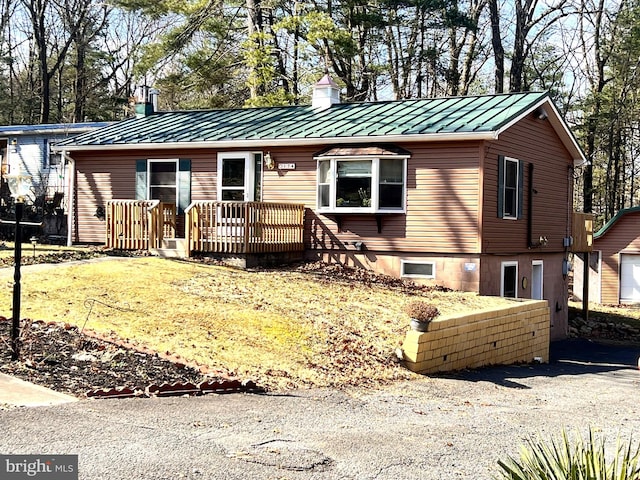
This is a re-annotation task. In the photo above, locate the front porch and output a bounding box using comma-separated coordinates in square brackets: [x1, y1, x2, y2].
[105, 200, 306, 264]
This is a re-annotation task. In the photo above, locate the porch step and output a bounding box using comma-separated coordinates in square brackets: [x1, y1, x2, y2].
[150, 238, 188, 259]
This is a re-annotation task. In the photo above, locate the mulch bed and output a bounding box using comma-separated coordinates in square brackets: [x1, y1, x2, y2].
[0, 317, 243, 399]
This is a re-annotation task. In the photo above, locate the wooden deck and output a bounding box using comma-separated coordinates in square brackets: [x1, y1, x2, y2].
[185, 201, 305, 255]
[105, 199, 305, 255]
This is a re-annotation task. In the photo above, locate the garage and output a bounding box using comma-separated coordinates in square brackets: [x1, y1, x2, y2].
[619, 254, 640, 303]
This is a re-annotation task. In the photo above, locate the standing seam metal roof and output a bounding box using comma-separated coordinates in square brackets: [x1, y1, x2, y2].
[594, 206, 640, 238]
[54, 92, 550, 148]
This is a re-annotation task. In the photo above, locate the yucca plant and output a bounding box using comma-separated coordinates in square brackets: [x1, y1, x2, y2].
[495, 429, 640, 480]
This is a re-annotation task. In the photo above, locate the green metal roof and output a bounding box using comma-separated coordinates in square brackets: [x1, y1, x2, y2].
[54, 91, 585, 163]
[594, 206, 640, 238]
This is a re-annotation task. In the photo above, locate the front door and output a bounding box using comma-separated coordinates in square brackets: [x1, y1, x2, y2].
[218, 153, 255, 201]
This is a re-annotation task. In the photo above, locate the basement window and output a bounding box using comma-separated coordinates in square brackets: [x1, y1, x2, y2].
[401, 260, 435, 279]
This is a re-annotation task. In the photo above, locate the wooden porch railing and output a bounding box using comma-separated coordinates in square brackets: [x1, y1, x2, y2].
[185, 201, 305, 255]
[106, 200, 176, 250]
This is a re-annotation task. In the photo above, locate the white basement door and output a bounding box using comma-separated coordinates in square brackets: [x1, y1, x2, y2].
[619, 254, 640, 303]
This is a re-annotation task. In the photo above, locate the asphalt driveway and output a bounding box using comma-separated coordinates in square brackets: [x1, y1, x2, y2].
[1, 338, 639, 480]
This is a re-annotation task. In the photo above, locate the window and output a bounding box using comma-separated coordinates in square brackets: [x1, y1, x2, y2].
[136, 158, 191, 213]
[44, 139, 62, 168]
[503, 159, 518, 217]
[149, 160, 177, 204]
[401, 261, 435, 279]
[501, 261, 518, 298]
[498, 156, 523, 219]
[316, 157, 407, 212]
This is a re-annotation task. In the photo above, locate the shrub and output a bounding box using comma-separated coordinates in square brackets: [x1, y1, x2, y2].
[495, 428, 640, 480]
[404, 300, 439, 323]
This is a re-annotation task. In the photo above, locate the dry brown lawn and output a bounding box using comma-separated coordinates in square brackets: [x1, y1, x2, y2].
[1, 256, 515, 390]
[0, 241, 88, 259]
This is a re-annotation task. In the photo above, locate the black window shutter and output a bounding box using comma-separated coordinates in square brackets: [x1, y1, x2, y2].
[177, 159, 191, 214]
[497, 155, 504, 218]
[135, 160, 147, 200]
[517, 159, 524, 219]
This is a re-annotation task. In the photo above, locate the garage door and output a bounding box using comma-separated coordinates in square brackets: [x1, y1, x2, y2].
[619, 254, 640, 303]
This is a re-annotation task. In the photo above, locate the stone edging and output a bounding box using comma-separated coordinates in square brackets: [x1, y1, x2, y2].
[77, 327, 264, 398]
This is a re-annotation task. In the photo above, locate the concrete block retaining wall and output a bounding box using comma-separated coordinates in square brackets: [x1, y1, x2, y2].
[401, 300, 550, 374]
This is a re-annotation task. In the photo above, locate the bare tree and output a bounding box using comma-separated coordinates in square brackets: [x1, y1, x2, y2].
[445, 0, 487, 95]
[21, 0, 75, 123]
[487, 0, 504, 92]
[578, 0, 617, 214]
[60, 0, 110, 122]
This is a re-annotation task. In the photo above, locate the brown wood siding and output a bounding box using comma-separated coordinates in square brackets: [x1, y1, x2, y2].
[593, 211, 640, 304]
[261, 146, 318, 206]
[72, 142, 482, 254]
[482, 114, 574, 254]
[74, 149, 218, 243]
[404, 143, 480, 253]
[75, 156, 136, 243]
[261, 143, 481, 254]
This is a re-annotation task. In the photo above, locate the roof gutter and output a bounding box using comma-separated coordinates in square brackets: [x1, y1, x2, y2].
[0, 126, 110, 136]
[52, 131, 499, 153]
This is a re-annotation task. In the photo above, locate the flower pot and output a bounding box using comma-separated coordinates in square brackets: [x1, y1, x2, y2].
[410, 319, 430, 332]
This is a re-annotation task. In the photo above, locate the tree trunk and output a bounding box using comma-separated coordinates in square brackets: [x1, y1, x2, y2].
[246, 0, 263, 99]
[488, 0, 504, 93]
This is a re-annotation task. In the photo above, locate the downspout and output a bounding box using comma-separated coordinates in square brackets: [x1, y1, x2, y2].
[63, 151, 75, 247]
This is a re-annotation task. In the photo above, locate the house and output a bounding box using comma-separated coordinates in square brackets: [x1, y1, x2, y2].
[0, 122, 112, 240]
[53, 77, 588, 339]
[0, 122, 112, 238]
[0, 122, 112, 199]
[573, 206, 640, 305]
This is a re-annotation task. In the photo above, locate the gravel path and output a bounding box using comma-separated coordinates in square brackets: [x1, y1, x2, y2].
[1, 339, 639, 479]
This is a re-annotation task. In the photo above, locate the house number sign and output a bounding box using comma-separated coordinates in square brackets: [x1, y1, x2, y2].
[277, 163, 296, 170]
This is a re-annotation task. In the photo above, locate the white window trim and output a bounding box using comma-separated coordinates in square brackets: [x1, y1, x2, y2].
[315, 155, 408, 213]
[147, 158, 178, 202]
[401, 260, 436, 279]
[502, 156, 519, 220]
[500, 261, 518, 298]
[217, 151, 256, 202]
[532, 260, 544, 300]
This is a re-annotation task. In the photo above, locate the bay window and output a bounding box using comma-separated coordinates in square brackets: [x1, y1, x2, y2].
[316, 156, 407, 213]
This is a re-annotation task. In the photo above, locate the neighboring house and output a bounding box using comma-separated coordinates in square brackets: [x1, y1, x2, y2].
[574, 206, 640, 305]
[0, 122, 111, 203]
[54, 77, 587, 339]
